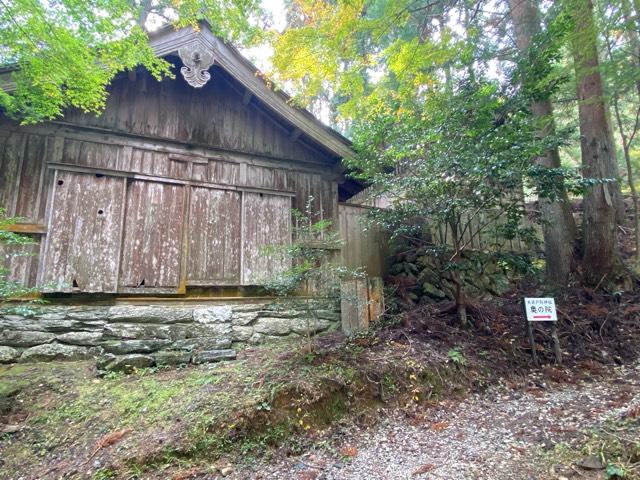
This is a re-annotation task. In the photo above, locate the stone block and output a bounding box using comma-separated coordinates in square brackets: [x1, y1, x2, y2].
[290, 318, 333, 336]
[198, 322, 232, 338]
[153, 350, 192, 366]
[107, 306, 192, 324]
[102, 339, 172, 354]
[231, 326, 253, 342]
[192, 349, 236, 364]
[315, 310, 341, 322]
[231, 311, 260, 326]
[173, 337, 231, 351]
[101, 354, 155, 373]
[65, 308, 110, 320]
[0, 346, 20, 364]
[20, 343, 90, 362]
[253, 318, 291, 336]
[231, 304, 265, 313]
[194, 306, 233, 324]
[0, 330, 55, 347]
[56, 331, 103, 346]
[103, 323, 171, 340]
[248, 333, 264, 344]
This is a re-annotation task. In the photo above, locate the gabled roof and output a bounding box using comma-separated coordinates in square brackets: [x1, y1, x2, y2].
[0, 21, 354, 161]
[149, 22, 354, 160]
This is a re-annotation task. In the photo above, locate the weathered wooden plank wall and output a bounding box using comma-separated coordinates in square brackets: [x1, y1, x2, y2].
[187, 188, 241, 284]
[0, 64, 346, 295]
[63, 69, 330, 165]
[41, 172, 125, 292]
[338, 203, 387, 277]
[120, 180, 185, 288]
[241, 193, 291, 285]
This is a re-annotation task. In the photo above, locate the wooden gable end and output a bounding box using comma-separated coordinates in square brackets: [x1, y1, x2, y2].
[62, 66, 336, 166]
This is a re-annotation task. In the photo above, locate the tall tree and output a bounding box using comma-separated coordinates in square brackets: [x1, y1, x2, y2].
[508, 0, 577, 286]
[600, 0, 640, 265]
[566, 0, 622, 283]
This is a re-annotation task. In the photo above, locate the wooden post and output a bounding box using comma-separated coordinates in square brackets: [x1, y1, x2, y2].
[341, 276, 385, 335]
[550, 322, 562, 365]
[523, 301, 539, 367]
[368, 277, 385, 323]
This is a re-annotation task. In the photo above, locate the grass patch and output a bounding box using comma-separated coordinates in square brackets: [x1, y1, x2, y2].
[540, 416, 640, 479]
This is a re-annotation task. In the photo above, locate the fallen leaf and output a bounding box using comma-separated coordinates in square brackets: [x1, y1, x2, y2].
[340, 445, 358, 457]
[297, 470, 320, 480]
[412, 463, 435, 475]
[89, 428, 132, 459]
[431, 421, 449, 432]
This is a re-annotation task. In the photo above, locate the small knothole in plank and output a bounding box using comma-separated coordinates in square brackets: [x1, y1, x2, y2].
[95, 173, 104, 178]
[98, 209, 104, 215]
[57, 180, 64, 186]
[72, 279, 80, 289]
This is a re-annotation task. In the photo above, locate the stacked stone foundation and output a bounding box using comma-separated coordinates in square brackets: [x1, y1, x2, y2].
[0, 303, 341, 366]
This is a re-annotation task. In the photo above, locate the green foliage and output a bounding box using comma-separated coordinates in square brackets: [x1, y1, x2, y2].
[447, 347, 467, 366]
[0, 0, 264, 123]
[261, 197, 362, 297]
[261, 198, 363, 349]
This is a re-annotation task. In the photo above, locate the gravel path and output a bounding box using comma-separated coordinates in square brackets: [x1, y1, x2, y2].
[242, 362, 640, 480]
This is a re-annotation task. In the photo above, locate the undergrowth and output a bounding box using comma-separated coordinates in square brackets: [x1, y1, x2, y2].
[0, 334, 470, 479]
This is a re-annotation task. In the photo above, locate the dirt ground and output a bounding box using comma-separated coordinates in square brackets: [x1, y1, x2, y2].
[1, 283, 640, 480]
[238, 360, 640, 480]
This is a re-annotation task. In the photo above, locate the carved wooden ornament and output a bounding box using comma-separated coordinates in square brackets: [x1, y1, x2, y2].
[178, 43, 215, 88]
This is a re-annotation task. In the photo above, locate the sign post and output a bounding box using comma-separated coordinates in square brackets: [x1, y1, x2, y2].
[523, 298, 562, 366]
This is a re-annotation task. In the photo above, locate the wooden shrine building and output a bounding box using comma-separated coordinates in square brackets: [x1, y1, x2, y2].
[0, 22, 379, 297]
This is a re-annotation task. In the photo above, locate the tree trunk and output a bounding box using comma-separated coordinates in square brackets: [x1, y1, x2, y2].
[568, 0, 621, 284]
[508, 0, 577, 286]
[449, 219, 468, 328]
[604, 9, 640, 265]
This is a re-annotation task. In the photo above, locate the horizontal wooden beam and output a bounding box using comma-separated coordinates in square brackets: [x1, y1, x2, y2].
[47, 162, 297, 197]
[1, 223, 47, 234]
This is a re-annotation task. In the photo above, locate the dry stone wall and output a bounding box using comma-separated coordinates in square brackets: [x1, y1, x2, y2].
[0, 303, 341, 366]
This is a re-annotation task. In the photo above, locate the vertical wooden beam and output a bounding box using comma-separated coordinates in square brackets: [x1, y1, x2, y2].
[37, 169, 59, 287]
[10, 134, 28, 216]
[114, 177, 128, 292]
[178, 185, 191, 294]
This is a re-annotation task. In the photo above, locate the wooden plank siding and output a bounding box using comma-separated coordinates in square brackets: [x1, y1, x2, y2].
[119, 180, 186, 288]
[41, 172, 125, 292]
[0, 58, 352, 295]
[187, 188, 241, 284]
[62, 69, 334, 166]
[338, 203, 387, 278]
[241, 193, 291, 285]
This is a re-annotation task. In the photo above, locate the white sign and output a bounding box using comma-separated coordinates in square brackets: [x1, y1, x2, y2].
[524, 298, 557, 321]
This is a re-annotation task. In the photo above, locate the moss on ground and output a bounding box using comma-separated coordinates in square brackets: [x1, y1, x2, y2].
[0, 335, 470, 479]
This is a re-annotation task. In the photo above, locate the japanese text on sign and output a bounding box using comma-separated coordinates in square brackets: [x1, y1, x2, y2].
[524, 298, 557, 322]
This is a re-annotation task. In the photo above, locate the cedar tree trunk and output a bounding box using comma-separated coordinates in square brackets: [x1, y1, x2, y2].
[508, 0, 578, 285]
[568, 0, 621, 283]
